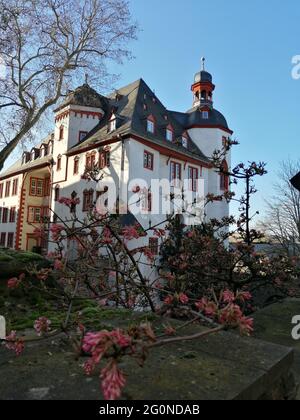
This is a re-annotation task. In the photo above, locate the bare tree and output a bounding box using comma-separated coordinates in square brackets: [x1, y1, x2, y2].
[0, 0, 137, 170]
[260, 159, 300, 256]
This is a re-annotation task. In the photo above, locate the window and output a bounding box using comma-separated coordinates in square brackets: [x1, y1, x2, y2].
[166, 128, 173, 142]
[182, 136, 188, 148]
[220, 160, 229, 191]
[12, 179, 18, 196]
[7, 233, 14, 248]
[141, 191, 152, 212]
[99, 151, 110, 169]
[28, 206, 42, 223]
[9, 207, 16, 223]
[74, 157, 79, 175]
[144, 151, 154, 170]
[44, 178, 50, 196]
[170, 162, 182, 187]
[0, 233, 6, 247]
[202, 111, 209, 119]
[30, 178, 44, 196]
[83, 189, 94, 212]
[222, 136, 229, 148]
[5, 181, 11, 197]
[147, 117, 155, 134]
[57, 155, 62, 171]
[86, 152, 96, 169]
[0, 183, 3, 198]
[59, 125, 64, 140]
[188, 167, 199, 192]
[79, 131, 88, 142]
[2, 208, 8, 223]
[43, 144, 49, 156]
[54, 186, 60, 202]
[149, 237, 159, 255]
[108, 118, 116, 133]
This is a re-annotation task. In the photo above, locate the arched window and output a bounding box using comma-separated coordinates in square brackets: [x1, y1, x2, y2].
[59, 125, 64, 140]
[220, 160, 229, 191]
[57, 155, 62, 171]
[201, 90, 207, 100]
[73, 157, 80, 175]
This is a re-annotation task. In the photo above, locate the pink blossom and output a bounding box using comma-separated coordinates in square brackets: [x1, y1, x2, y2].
[164, 325, 176, 336]
[178, 293, 189, 305]
[143, 247, 155, 262]
[163, 272, 175, 283]
[102, 227, 112, 244]
[83, 359, 96, 376]
[100, 361, 126, 401]
[122, 225, 141, 241]
[5, 331, 24, 356]
[131, 185, 141, 193]
[54, 259, 64, 270]
[50, 224, 65, 241]
[195, 298, 218, 317]
[34, 317, 52, 336]
[219, 304, 243, 325]
[222, 290, 235, 304]
[7, 277, 20, 289]
[237, 291, 252, 302]
[153, 228, 166, 238]
[238, 317, 254, 336]
[164, 295, 174, 306]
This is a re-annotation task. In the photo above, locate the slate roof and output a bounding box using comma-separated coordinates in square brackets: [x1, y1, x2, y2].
[69, 79, 211, 163]
[54, 84, 109, 113]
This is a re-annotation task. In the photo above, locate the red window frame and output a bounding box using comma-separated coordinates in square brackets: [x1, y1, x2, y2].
[5, 181, 11, 197]
[27, 206, 42, 223]
[7, 233, 14, 248]
[170, 161, 182, 187]
[9, 207, 16, 223]
[144, 151, 154, 170]
[149, 237, 159, 255]
[99, 151, 110, 169]
[220, 160, 229, 191]
[57, 155, 62, 171]
[86, 152, 96, 169]
[73, 157, 79, 175]
[59, 125, 64, 140]
[12, 178, 18, 196]
[146, 115, 156, 134]
[30, 177, 44, 196]
[2, 208, 8, 223]
[188, 166, 199, 192]
[166, 125, 174, 142]
[83, 189, 94, 212]
[141, 191, 152, 212]
[44, 178, 50, 197]
[0, 183, 3, 198]
[0, 232, 6, 247]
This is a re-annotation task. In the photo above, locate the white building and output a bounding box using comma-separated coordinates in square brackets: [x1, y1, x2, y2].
[0, 64, 232, 261]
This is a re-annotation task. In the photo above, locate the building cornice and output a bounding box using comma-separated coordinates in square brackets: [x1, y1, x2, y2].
[187, 124, 234, 135]
[0, 162, 52, 182]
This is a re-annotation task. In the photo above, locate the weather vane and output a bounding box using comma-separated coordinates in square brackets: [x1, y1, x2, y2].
[201, 57, 206, 71]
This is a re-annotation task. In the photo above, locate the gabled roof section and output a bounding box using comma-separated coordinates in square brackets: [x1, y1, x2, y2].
[69, 79, 210, 164]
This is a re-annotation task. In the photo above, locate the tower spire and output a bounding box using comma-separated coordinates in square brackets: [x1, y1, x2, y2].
[201, 56, 206, 71]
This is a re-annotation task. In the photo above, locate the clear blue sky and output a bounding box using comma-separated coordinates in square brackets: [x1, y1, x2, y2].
[107, 0, 300, 220]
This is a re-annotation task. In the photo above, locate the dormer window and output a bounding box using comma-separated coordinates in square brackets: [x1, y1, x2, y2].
[202, 111, 209, 119]
[182, 136, 188, 148]
[22, 152, 30, 165]
[166, 126, 173, 142]
[147, 116, 155, 134]
[108, 114, 117, 133]
[79, 131, 88, 142]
